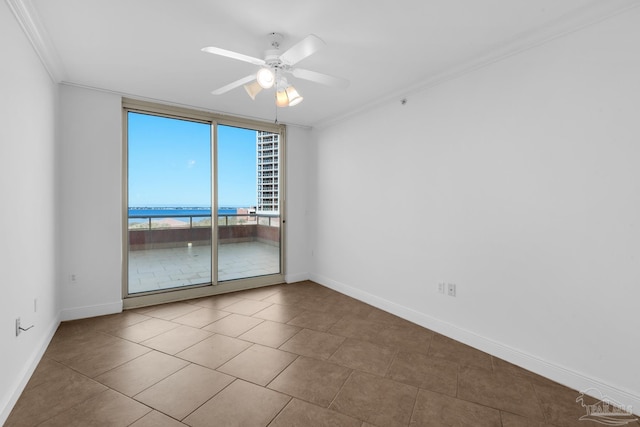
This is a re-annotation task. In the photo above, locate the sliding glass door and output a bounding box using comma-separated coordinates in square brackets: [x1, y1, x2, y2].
[217, 125, 281, 282]
[127, 112, 212, 294]
[124, 103, 283, 300]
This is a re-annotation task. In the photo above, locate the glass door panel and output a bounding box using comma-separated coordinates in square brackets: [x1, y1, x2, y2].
[217, 125, 281, 281]
[127, 112, 212, 294]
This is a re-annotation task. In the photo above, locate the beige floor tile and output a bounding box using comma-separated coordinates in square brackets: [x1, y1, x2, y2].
[501, 411, 558, 427]
[142, 301, 202, 320]
[49, 317, 103, 336]
[63, 337, 151, 378]
[140, 324, 212, 354]
[282, 281, 337, 298]
[409, 388, 502, 427]
[129, 410, 189, 427]
[262, 285, 333, 310]
[94, 350, 189, 396]
[252, 303, 305, 323]
[374, 323, 433, 355]
[458, 365, 545, 420]
[5, 364, 107, 426]
[24, 357, 77, 391]
[269, 398, 361, 427]
[328, 316, 386, 342]
[45, 330, 124, 363]
[171, 307, 230, 328]
[238, 320, 301, 347]
[202, 313, 263, 337]
[223, 298, 273, 315]
[531, 380, 606, 427]
[492, 356, 540, 379]
[428, 333, 493, 369]
[236, 285, 282, 301]
[330, 371, 418, 427]
[134, 364, 234, 420]
[111, 317, 180, 342]
[286, 310, 343, 332]
[176, 334, 251, 369]
[268, 356, 352, 407]
[287, 295, 335, 312]
[261, 290, 309, 307]
[187, 293, 242, 309]
[365, 308, 408, 326]
[184, 379, 290, 427]
[279, 328, 345, 360]
[81, 311, 151, 333]
[329, 338, 396, 376]
[386, 350, 458, 396]
[38, 389, 151, 427]
[217, 344, 297, 386]
[323, 298, 374, 319]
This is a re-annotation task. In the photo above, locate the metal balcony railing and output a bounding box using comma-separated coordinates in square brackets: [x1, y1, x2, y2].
[128, 213, 280, 250]
[128, 213, 280, 230]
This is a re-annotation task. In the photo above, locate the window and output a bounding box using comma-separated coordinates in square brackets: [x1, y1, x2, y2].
[123, 100, 285, 306]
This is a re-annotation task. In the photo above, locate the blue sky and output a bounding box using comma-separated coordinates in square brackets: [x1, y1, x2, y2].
[128, 112, 257, 207]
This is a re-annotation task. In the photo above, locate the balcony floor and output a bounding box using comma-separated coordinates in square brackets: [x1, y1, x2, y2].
[128, 241, 280, 294]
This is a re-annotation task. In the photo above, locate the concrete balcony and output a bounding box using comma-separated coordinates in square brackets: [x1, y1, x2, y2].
[127, 215, 280, 294]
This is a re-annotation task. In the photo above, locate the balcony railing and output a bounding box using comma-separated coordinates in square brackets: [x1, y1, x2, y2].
[128, 213, 280, 251]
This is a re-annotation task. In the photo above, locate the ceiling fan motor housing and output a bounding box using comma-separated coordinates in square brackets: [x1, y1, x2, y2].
[267, 32, 284, 49]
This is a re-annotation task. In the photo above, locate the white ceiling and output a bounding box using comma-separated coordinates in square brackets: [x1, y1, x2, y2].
[16, 0, 636, 127]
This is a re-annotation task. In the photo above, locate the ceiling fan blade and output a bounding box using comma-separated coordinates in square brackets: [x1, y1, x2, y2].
[211, 74, 257, 95]
[291, 68, 350, 88]
[279, 34, 326, 66]
[201, 47, 266, 66]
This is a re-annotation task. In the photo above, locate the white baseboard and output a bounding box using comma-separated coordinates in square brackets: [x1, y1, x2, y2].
[0, 313, 60, 426]
[60, 300, 123, 322]
[310, 273, 640, 414]
[285, 272, 310, 284]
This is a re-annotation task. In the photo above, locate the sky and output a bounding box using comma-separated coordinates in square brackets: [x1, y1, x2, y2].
[128, 112, 257, 207]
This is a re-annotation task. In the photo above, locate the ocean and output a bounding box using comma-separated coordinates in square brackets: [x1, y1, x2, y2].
[128, 207, 243, 217]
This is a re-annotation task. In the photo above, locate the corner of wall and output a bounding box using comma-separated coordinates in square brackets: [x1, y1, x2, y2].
[310, 273, 640, 416]
[0, 313, 60, 425]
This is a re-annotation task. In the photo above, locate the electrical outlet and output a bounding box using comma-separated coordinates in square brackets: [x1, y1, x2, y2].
[70, 273, 77, 284]
[447, 283, 456, 297]
[438, 283, 445, 294]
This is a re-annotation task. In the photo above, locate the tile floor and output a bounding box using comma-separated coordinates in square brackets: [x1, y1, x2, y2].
[6, 281, 630, 426]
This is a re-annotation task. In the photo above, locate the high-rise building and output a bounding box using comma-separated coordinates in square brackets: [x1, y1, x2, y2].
[256, 131, 279, 214]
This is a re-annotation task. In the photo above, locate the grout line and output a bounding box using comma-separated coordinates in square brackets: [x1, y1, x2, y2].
[408, 386, 421, 426]
[327, 369, 355, 411]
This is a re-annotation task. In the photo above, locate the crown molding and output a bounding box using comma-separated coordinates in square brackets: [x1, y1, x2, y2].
[314, 0, 640, 130]
[6, 0, 65, 83]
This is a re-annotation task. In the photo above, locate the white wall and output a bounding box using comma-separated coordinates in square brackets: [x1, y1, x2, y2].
[0, 2, 60, 423]
[57, 87, 312, 317]
[58, 86, 124, 320]
[311, 7, 640, 408]
[284, 126, 312, 283]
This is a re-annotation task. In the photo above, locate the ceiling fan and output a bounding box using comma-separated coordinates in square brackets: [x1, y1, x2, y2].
[202, 33, 349, 107]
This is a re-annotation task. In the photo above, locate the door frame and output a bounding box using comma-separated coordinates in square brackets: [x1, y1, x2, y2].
[121, 98, 286, 309]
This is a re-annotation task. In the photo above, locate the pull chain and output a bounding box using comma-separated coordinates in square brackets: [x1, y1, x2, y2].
[274, 89, 279, 124]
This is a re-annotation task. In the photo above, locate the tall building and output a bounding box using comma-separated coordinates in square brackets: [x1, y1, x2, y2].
[256, 131, 279, 214]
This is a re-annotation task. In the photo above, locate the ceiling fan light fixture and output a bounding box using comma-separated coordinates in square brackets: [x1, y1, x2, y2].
[256, 67, 275, 88]
[275, 89, 289, 107]
[243, 81, 262, 100]
[286, 85, 303, 106]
